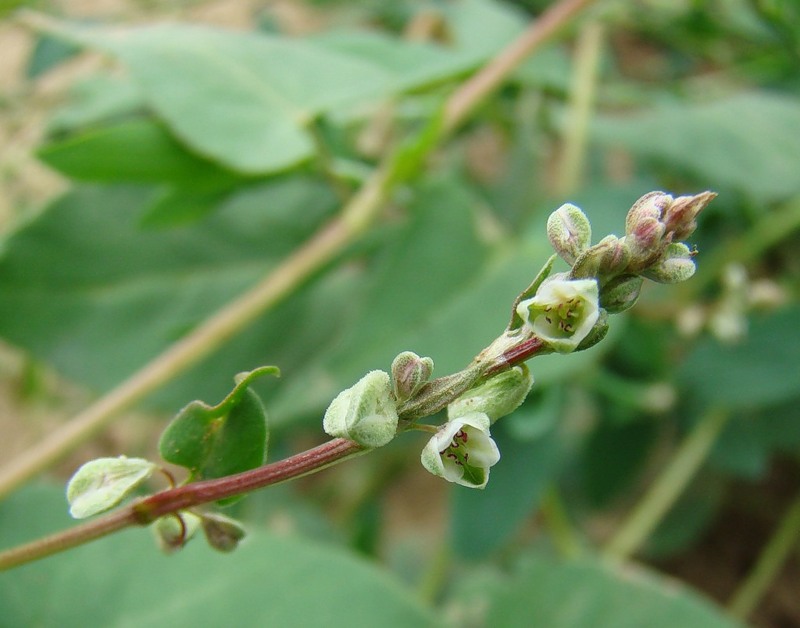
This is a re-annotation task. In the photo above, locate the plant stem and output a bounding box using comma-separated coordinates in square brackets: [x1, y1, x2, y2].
[727, 491, 800, 620]
[602, 407, 730, 562]
[0, 438, 363, 570]
[443, 0, 596, 132]
[0, 0, 596, 498]
[541, 486, 582, 558]
[556, 20, 604, 195]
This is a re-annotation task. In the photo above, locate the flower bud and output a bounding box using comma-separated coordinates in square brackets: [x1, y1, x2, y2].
[154, 512, 202, 553]
[516, 275, 600, 353]
[625, 191, 671, 237]
[420, 412, 500, 489]
[572, 309, 609, 352]
[571, 235, 631, 280]
[600, 274, 643, 314]
[391, 351, 434, 402]
[663, 191, 717, 241]
[201, 512, 247, 553]
[448, 365, 533, 424]
[547, 203, 592, 265]
[323, 370, 398, 448]
[642, 242, 696, 284]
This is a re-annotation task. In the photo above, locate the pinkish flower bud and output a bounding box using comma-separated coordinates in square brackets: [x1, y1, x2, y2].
[662, 191, 717, 240]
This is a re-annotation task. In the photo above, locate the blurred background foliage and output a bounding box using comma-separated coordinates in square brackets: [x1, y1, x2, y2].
[0, 0, 798, 626]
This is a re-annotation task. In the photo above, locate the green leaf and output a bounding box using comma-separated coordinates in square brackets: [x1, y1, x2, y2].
[139, 186, 234, 228]
[487, 556, 740, 627]
[66, 456, 157, 518]
[39, 117, 238, 185]
[47, 75, 144, 134]
[593, 92, 800, 202]
[39, 20, 393, 173]
[35, 1, 526, 175]
[159, 367, 278, 486]
[0, 485, 440, 627]
[680, 305, 800, 409]
[0, 178, 341, 407]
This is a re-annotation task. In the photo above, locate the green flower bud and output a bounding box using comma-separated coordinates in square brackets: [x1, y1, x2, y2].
[516, 276, 600, 353]
[323, 370, 398, 448]
[448, 365, 533, 424]
[66, 456, 157, 519]
[420, 412, 500, 489]
[154, 511, 202, 553]
[201, 513, 247, 553]
[547, 203, 592, 265]
[600, 274, 643, 314]
[576, 308, 609, 351]
[642, 242, 696, 284]
[391, 351, 434, 402]
[571, 235, 631, 280]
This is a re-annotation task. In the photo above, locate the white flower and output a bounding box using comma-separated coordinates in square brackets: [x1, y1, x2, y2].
[515, 276, 600, 353]
[420, 413, 500, 489]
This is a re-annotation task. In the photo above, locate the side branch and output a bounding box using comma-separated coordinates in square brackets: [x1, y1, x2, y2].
[0, 438, 363, 571]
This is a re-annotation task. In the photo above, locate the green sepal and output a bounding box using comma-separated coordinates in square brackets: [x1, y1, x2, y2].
[508, 254, 557, 331]
[158, 366, 278, 503]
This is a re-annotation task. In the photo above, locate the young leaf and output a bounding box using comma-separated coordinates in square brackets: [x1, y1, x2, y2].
[158, 367, 278, 489]
[66, 456, 157, 518]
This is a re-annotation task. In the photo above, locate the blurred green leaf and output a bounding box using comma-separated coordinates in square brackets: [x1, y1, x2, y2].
[487, 555, 739, 627]
[39, 117, 238, 185]
[580, 419, 658, 508]
[159, 367, 277, 489]
[47, 75, 145, 134]
[0, 178, 344, 406]
[0, 485, 439, 627]
[680, 305, 800, 409]
[644, 479, 725, 559]
[593, 92, 800, 202]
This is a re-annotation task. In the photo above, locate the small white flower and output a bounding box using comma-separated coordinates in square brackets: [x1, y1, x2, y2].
[516, 276, 600, 353]
[420, 413, 500, 489]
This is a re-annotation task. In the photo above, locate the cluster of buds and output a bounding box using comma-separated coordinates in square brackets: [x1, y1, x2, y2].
[515, 190, 716, 352]
[321, 191, 715, 490]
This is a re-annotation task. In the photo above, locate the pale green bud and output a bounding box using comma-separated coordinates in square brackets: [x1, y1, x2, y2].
[154, 511, 202, 553]
[391, 351, 434, 402]
[600, 274, 643, 314]
[323, 370, 398, 448]
[571, 235, 631, 280]
[642, 242, 696, 284]
[516, 276, 600, 353]
[201, 512, 247, 553]
[448, 365, 533, 424]
[66, 456, 157, 519]
[420, 412, 500, 489]
[547, 203, 592, 265]
[576, 308, 609, 351]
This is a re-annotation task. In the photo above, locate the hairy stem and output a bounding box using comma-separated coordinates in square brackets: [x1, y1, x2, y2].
[727, 491, 800, 620]
[602, 408, 730, 562]
[0, 438, 363, 570]
[0, 0, 595, 499]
